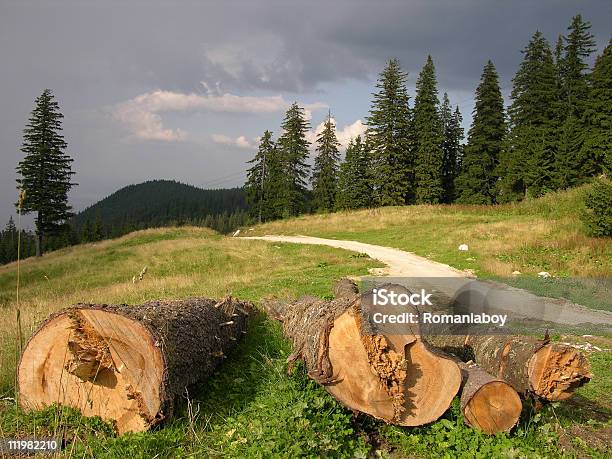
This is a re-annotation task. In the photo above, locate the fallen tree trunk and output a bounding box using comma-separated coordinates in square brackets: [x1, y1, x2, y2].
[426, 334, 592, 401]
[265, 281, 462, 426]
[455, 360, 522, 434]
[341, 279, 591, 402]
[18, 297, 253, 434]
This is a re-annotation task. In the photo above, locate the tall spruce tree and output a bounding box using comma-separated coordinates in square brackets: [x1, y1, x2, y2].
[562, 14, 596, 117]
[413, 56, 444, 204]
[581, 39, 611, 176]
[276, 103, 311, 217]
[498, 32, 559, 201]
[312, 112, 341, 212]
[16, 89, 76, 256]
[366, 58, 413, 206]
[456, 61, 505, 204]
[265, 141, 288, 220]
[336, 135, 373, 210]
[554, 15, 597, 188]
[440, 94, 464, 203]
[245, 130, 275, 222]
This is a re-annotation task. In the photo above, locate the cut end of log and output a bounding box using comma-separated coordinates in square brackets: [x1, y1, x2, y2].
[463, 380, 522, 434]
[528, 343, 592, 401]
[18, 308, 164, 434]
[18, 298, 253, 435]
[325, 307, 462, 426]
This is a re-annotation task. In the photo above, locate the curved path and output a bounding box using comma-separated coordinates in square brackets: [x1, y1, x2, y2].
[241, 235, 612, 332]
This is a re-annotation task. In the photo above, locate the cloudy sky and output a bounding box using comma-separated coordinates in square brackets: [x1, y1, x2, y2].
[1, 0, 610, 225]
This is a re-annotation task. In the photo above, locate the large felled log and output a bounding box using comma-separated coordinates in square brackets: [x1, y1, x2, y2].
[426, 334, 592, 401]
[265, 283, 462, 426]
[455, 360, 522, 434]
[18, 297, 253, 434]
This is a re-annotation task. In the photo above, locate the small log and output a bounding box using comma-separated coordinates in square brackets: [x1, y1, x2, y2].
[456, 360, 522, 434]
[264, 285, 462, 426]
[18, 297, 253, 434]
[426, 334, 592, 401]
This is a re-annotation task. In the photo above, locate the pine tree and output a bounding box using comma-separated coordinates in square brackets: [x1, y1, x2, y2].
[336, 135, 373, 210]
[2, 217, 18, 263]
[553, 15, 597, 188]
[264, 142, 289, 220]
[413, 56, 444, 204]
[581, 39, 611, 176]
[312, 112, 341, 212]
[562, 14, 596, 117]
[245, 130, 275, 222]
[498, 32, 559, 201]
[277, 103, 311, 217]
[440, 94, 464, 203]
[16, 89, 76, 256]
[366, 58, 413, 206]
[92, 212, 104, 241]
[456, 61, 505, 204]
[81, 219, 92, 243]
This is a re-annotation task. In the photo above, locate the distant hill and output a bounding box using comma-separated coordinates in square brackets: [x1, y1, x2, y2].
[75, 180, 247, 234]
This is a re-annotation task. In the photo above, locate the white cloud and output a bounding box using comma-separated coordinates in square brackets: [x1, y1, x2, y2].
[113, 89, 327, 142]
[211, 134, 253, 149]
[336, 119, 367, 148]
[308, 118, 367, 150]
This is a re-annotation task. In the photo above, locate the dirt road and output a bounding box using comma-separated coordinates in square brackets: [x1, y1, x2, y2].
[242, 235, 612, 332]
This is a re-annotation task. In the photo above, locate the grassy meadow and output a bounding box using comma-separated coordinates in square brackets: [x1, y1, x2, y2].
[0, 186, 610, 457]
[250, 185, 611, 279]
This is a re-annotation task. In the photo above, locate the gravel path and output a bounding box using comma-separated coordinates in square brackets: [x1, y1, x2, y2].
[241, 235, 612, 332]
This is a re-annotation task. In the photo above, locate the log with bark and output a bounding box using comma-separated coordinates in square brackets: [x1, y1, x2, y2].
[18, 297, 253, 434]
[264, 279, 462, 426]
[426, 334, 592, 401]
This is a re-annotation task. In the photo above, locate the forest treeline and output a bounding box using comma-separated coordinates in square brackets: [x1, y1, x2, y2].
[0, 181, 248, 264]
[245, 15, 610, 218]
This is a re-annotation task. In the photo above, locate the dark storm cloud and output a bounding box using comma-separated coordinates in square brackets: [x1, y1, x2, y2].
[0, 0, 610, 222]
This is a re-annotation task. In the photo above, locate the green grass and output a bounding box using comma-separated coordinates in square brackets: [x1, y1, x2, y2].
[0, 185, 610, 457]
[250, 185, 611, 305]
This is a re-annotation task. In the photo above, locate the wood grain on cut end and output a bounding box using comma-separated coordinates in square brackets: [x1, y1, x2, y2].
[18, 298, 253, 434]
[458, 361, 522, 434]
[528, 343, 592, 401]
[270, 288, 462, 427]
[18, 309, 164, 434]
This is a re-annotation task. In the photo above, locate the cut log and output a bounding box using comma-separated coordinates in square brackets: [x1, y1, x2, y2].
[340, 279, 591, 402]
[456, 360, 522, 434]
[18, 297, 253, 434]
[425, 334, 592, 401]
[264, 286, 462, 426]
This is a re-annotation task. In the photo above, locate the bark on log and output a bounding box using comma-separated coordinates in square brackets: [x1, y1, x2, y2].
[264, 284, 462, 426]
[425, 334, 591, 401]
[456, 360, 522, 434]
[332, 278, 360, 298]
[18, 297, 253, 434]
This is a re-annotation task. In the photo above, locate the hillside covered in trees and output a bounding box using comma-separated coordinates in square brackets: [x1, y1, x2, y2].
[74, 180, 248, 238]
[0, 181, 248, 265]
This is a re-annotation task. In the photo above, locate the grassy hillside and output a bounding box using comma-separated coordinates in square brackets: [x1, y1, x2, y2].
[0, 189, 610, 457]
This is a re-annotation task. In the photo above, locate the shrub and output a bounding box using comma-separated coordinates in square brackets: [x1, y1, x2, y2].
[581, 177, 612, 237]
